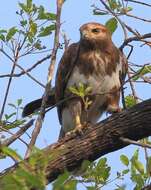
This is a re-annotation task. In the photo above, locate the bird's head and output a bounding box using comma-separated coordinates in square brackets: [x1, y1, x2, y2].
[79, 22, 112, 49]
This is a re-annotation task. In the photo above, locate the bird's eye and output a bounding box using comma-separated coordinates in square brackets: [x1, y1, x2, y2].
[91, 28, 100, 33]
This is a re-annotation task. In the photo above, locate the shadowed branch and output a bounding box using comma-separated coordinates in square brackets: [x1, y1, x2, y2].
[1, 98, 151, 188]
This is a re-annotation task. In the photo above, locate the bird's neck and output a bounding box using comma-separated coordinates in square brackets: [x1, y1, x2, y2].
[80, 39, 116, 54]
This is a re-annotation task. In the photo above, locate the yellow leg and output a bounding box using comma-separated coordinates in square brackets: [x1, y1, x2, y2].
[75, 115, 81, 126]
[74, 114, 88, 135]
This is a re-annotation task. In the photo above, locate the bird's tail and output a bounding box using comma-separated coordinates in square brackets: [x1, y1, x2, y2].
[22, 91, 56, 117]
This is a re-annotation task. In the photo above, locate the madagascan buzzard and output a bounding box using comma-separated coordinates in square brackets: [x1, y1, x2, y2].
[23, 22, 127, 139]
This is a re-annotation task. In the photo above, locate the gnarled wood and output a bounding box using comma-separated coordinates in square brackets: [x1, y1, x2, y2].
[1, 98, 151, 187]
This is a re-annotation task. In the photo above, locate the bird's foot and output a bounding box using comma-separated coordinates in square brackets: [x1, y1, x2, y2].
[66, 122, 88, 137]
[75, 123, 85, 135]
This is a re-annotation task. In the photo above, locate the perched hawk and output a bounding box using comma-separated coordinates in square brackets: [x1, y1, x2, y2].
[23, 22, 127, 139]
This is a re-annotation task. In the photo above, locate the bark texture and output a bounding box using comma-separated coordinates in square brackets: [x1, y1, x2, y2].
[1, 98, 151, 186]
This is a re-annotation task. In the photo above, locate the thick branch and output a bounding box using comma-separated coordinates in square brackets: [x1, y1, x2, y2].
[1, 98, 151, 187]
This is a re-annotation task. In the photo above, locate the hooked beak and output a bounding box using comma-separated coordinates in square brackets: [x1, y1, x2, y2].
[80, 30, 88, 39]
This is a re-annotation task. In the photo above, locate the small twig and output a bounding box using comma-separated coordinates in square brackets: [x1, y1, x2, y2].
[120, 33, 151, 50]
[99, 0, 128, 39]
[124, 0, 151, 8]
[129, 66, 151, 84]
[120, 75, 126, 109]
[2, 119, 34, 147]
[0, 54, 51, 78]
[120, 137, 151, 149]
[129, 62, 151, 68]
[20, 48, 52, 56]
[0, 126, 28, 147]
[24, 0, 64, 159]
[15, 63, 45, 88]
[127, 68, 139, 102]
[0, 48, 45, 88]
[0, 46, 19, 120]
[126, 13, 151, 23]
[123, 23, 138, 36]
[142, 139, 151, 179]
[61, 31, 70, 50]
[124, 66, 143, 84]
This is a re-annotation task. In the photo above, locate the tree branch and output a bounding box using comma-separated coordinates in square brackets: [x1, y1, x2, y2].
[120, 33, 151, 50]
[1, 98, 151, 187]
[2, 119, 34, 146]
[24, 0, 64, 158]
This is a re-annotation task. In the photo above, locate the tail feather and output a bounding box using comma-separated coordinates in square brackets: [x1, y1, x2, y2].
[22, 94, 56, 117]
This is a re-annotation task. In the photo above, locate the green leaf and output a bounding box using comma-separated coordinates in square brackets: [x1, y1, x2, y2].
[29, 20, 37, 36]
[93, 10, 107, 15]
[3, 119, 26, 130]
[6, 27, 18, 41]
[63, 180, 77, 190]
[12, 119, 26, 126]
[45, 13, 56, 20]
[37, 6, 56, 20]
[105, 17, 118, 35]
[97, 157, 107, 168]
[120, 154, 129, 166]
[122, 169, 129, 175]
[0, 29, 7, 41]
[17, 99, 23, 106]
[68, 86, 79, 95]
[125, 95, 137, 108]
[1, 147, 23, 161]
[19, 0, 33, 14]
[133, 160, 144, 174]
[0, 34, 5, 41]
[79, 82, 85, 93]
[27, 0, 32, 9]
[16, 167, 45, 190]
[0, 29, 7, 34]
[85, 86, 92, 94]
[8, 103, 16, 109]
[132, 65, 151, 81]
[133, 149, 139, 160]
[53, 171, 70, 189]
[131, 174, 144, 189]
[5, 113, 16, 120]
[87, 187, 96, 190]
[20, 20, 27, 27]
[127, 7, 133, 12]
[147, 156, 151, 176]
[81, 160, 91, 172]
[108, 0, 121, 10]
[121, 7, 133, 13]
[19, 3, 28, 13]
[38, 25, 55, 37]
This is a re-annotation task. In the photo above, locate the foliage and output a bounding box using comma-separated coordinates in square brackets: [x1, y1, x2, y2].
[132, 65, 151, 81]
[105, 17, 118, 35]
[125, 95, 137, 108]
[69, 83, 93, 110]
[0, 147, 50, 190]
[0, 0, 56, 53]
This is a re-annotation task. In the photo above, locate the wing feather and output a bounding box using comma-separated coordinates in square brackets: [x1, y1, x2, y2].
[55, 42, 80, 123]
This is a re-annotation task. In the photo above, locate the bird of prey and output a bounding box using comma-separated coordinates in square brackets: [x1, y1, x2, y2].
[23, 22, 127, 139]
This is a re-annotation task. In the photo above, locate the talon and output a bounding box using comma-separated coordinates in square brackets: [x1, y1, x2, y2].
[75, 122, 88, 135]
[75, 124, 84, 135]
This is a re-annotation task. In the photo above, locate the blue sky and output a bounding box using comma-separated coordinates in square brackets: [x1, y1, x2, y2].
[0, 0, 151, 189]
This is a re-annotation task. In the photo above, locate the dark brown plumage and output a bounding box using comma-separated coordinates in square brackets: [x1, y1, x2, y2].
[22, 22, 127, 139]
[55, 22, 127, 138]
